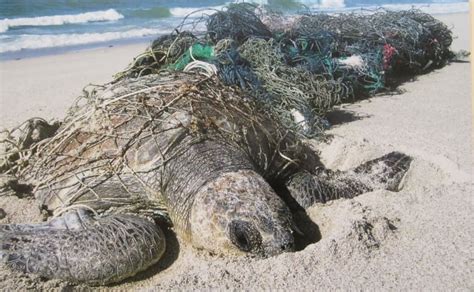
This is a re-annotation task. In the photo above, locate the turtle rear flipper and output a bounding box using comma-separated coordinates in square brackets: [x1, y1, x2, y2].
[286, 152, 412, 208]
[353, 151, 413, 191]
[0, 208, 165, 285]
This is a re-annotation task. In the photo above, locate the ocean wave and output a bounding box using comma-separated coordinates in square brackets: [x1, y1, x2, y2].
[0, 28, 164, 53]
[248, 0, 344, 8]
[242, 0, 467, 12]
[378, 2, 469, 14]
[307, 1, 468, 13]
[0, 9, 124, 33]
[319, 0, 345, 8]
[170, 5, 225, 18]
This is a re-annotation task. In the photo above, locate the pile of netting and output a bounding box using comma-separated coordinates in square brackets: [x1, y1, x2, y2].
[114, 3, 456, 138]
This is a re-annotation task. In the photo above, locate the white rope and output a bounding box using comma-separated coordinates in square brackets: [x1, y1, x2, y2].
[183, 60, 217, 78]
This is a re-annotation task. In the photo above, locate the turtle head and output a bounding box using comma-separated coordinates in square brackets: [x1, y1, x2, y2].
[226, 217, 294, 256]
[190, 170, 295, 257]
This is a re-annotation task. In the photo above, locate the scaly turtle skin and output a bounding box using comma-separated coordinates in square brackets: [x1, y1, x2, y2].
[0, 72, 411, 285]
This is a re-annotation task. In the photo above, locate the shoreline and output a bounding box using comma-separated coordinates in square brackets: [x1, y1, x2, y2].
[0, 37, 153, 62]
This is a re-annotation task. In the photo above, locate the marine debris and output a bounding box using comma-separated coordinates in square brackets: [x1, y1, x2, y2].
[115, 3, 455, 137]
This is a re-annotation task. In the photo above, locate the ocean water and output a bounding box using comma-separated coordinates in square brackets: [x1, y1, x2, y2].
[0, 0, 468, 59]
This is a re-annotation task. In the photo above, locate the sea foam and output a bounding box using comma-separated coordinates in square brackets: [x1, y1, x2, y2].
[378, 2, 469, 14]
[0, 9, 124, 33]
[253, 0, 468, 13]
[0, 28, 164, 53]
[170, 5, 225, 18]
[318, 0, 345, 8]
[307, 1, 469, 13]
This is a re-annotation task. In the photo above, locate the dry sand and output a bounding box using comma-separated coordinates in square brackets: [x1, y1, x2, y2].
[0, 12, 472, 291]
[0, 43, 148, 130]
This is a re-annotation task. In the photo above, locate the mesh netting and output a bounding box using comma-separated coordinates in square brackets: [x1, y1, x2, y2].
[1, 74, 312, 230]
[206, 3, 272, 44]
[112, 4, 457, 138]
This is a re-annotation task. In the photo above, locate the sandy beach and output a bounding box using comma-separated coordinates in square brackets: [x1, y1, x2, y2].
[0, 12, 472, 290]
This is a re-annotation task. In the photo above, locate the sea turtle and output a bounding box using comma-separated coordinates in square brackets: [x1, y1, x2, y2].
[0, 72, 411, 285]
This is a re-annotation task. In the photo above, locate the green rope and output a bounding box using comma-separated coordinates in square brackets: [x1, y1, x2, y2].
[171, 44, 215, 71]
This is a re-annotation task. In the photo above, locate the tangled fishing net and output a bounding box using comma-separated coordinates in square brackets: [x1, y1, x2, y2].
[113, 3, 457, 138]
[0, 73, 312, 223]
[1, 4, 461, 180]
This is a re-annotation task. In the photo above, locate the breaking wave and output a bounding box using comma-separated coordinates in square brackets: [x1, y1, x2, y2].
[170, 6, 226, 18]
[0, 9, 123, 33]
[0, 28, 164, 53]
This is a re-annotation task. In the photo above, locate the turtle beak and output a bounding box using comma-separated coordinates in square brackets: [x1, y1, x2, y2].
[261, 232, 295, 257]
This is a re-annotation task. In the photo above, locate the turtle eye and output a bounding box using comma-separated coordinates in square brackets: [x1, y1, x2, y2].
[228, 220, 262, 253]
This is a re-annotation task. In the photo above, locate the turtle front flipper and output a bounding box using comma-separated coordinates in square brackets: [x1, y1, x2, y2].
[286, 152, 412, 208]
[0, 208, 165, 285]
